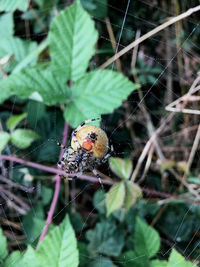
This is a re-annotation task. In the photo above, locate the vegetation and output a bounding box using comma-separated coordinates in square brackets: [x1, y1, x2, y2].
[0, 0, 199, 266]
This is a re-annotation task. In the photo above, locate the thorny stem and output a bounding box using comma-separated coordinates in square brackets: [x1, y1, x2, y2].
[36, 121, 69, 248]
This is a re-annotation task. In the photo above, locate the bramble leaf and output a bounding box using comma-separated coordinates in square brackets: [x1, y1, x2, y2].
[88, 256, 117, 267]
[150, 259, 167, 267]
[124, 181, 142, 212]
[0, 68, 70, 104]
[23, 246, 40, 267]
[0, 131, 10, 153]
[167, 249, 197, 267]
[11, 129, 40, 149]
[4, 251, 23, 267]
[36, 215, 79, 267]
[109, 157, 133, 180]
[0, 37, 37, 70]
[106, 182, 125, 216]
[120, 250, 149, 267]
[0, 0, 28, 12]
[0, 228, 8, 260]
[86, 220, 124, 257]
[134, 217, 160, 258]
[6, 113, 27, 131]
[49, 0, 98, 81]
[0, 13, 13, 38]
[64, 70, 139, 127]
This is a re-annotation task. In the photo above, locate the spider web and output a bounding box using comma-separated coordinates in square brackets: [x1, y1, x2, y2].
[0, 0, 200, 266]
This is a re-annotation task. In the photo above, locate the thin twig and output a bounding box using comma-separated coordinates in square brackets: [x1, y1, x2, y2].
[138, 144, 155, 184]
[179, 124, 200, 189]
[0, 175, 34, 193]
[131, 29, 165, 180]
[186, 123, 200, 173]
[0, 191, 28, 215]
[165, 75, 200, 114]
[142, 187, 200, 205]
[100, 5, 200, 69]
[0, 216, 21, 230]
[130, 113, 175, 181]
[105, 18, 122, 72]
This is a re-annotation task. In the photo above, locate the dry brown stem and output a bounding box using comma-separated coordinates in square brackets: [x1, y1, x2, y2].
[100, 5, 200, 69]
[105, 18, 122, 72]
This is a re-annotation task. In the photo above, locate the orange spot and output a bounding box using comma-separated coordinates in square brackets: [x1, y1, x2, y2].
[82, 140, 93, 151]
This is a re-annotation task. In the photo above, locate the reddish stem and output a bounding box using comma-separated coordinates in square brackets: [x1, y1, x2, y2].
[1, 152, 199, 205]
[37, 121, 69, 248]
[0, 154, 111, 185]
[0, 154, 66, 175]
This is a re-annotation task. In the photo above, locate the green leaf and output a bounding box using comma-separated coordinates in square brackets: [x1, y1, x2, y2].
[0, 228, 8, 260]
[81, 0, 108, 19]
[0, 68, 70, 104]
[70, 213, 84, 232]
[49, 0, 98, 81]
[0, 87, 12, 103]
[167, 249, 197, 267]
[64, 70, 139, 127]
[150, 259, 167, 267]
[120, 250, 149, 267]
[0, 131, 10, 153]
[124, 181, 142, 212]
[37, 215, 79, 267]
[25, 100, 46, 128]
[93, 190, 106, 214]
[134, 217, 160, 259]
[0, 13, 14, 38]
[106, 182, 125, 216]
[78, 242, 89, 267]
[6, 113, 27, 131]
[34, 0, 54, 9]
[23, 217, 45, 243]
[4, 251, 24, 267]
[86, 220, 124, 257]
[23, 246, 40, 267]
[0, 37, 37, 69]
[88, 256, 117, 267]
[0, 0, 28, 12]
[13, 39, 48, 74]
[188, 177, 200, 185]
[11, 129, 40, 149]
[41, 186, 53, 206]
[157, 204, 195, 242]
[109, 157, 133, 179]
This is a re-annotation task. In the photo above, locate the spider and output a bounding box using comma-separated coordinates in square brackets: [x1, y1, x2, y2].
[57, 118, 114, 188]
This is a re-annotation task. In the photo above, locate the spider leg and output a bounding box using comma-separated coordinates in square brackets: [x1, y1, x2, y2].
[72, 172, 83, 179]
[56, 141, 66, 149]
[92, 169, 104, 189]
[101, 144, 114, 164]
[75, 118, 100, 133]
[72, 118, 100, 150]
[71, 132, 81, 150]
[60, 175, 72, 181]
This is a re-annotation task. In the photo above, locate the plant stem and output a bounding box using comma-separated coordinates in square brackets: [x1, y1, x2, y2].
[100, 5, 200, 69]
[36, 122, 69, 248]
[0, 154, 112, 185]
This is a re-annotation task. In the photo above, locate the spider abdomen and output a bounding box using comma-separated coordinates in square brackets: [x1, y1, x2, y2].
[71, 125, 108, 159]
